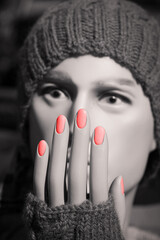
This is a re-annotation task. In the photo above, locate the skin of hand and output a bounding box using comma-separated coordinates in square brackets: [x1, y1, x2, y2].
[33, 110, 126, 231]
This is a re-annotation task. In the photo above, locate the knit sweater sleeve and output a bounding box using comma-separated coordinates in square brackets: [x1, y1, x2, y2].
[23, 192, 125, 240]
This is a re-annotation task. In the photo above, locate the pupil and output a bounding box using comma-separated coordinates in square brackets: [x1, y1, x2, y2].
[53, 90, 60, 98]
[109, 96, 116, 103]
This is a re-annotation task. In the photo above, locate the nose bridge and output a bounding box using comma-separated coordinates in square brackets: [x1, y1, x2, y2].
[68, 90, 90, 133]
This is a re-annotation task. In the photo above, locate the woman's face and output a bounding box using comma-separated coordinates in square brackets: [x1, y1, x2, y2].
[29, 55, 156, 193]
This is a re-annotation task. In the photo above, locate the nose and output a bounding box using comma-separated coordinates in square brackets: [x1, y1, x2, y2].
[68, 90, 90, 135]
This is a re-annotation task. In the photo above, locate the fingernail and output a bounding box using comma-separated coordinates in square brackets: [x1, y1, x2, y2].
[38, 140, 46, 156]
[76, 109, 87, 128]
[121, 177, 124, 195]
[56, 115, 66, 134]
[94, 126, 105, 145]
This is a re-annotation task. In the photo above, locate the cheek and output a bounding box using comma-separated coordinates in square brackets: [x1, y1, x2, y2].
[29, 96, 71, 159]
[107, 107, 154, 191]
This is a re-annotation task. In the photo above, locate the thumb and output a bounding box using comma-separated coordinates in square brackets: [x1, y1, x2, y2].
[110, 176, 126, 231]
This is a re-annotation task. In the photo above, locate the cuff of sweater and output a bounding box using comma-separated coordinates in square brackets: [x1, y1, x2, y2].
[23, 192, 125, 240]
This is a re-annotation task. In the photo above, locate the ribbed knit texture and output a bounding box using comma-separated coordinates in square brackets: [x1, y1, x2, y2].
[24, 192, 125, 240]
[18, 0, 160, 178]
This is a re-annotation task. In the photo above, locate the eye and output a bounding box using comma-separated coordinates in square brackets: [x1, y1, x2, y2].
[99, 92, 131, 105]
[105, 95, 120, 104]
[49, 89, 66, 99]
[39, 85, 69, 100]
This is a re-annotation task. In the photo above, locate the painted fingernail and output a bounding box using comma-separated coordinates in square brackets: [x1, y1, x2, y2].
[94, 126, 105, 145]
[38, 140, 46, 156]
[121, 177, 124, 195]
[76, 109, 87, 128]
[56, 115, 66, 134]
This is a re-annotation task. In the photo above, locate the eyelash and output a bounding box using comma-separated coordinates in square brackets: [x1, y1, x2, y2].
[39, 86, 69, 98]
[99, 92, 131, 104]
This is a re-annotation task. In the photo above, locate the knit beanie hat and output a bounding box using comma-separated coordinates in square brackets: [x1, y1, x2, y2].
[18, 0, 160, 181]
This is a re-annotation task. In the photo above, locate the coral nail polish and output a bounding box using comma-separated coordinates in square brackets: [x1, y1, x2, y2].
[121, 177, 124, 195]
[76, 109, 87, 128]
[94, 126, 105, 145]
[56, 115, 66, 134]
[38, 140, 46, 156]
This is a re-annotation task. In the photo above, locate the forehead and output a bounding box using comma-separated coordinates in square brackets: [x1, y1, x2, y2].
[47, 55, 137, 87]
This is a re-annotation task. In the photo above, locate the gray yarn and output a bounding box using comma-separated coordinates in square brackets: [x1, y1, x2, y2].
[24, 192, 125, 240]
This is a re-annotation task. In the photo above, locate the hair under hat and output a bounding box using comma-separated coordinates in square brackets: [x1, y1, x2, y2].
[18, 0, 160, 182]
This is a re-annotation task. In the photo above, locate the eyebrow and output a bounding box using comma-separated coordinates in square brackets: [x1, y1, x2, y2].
[95, 78, 136, 87]
[115, 78, 136, 86]
[45, 70, 73, 85]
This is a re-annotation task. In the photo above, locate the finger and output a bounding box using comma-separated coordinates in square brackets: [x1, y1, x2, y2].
[48, 115, 69, 207]
[90, 126, 108, 204]
[68, 109, 90, 204]
[110, 176, 126, 231]
[33, 140, 49, 201]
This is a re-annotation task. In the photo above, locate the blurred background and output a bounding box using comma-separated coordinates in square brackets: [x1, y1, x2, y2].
[0, 0, 160, 234]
